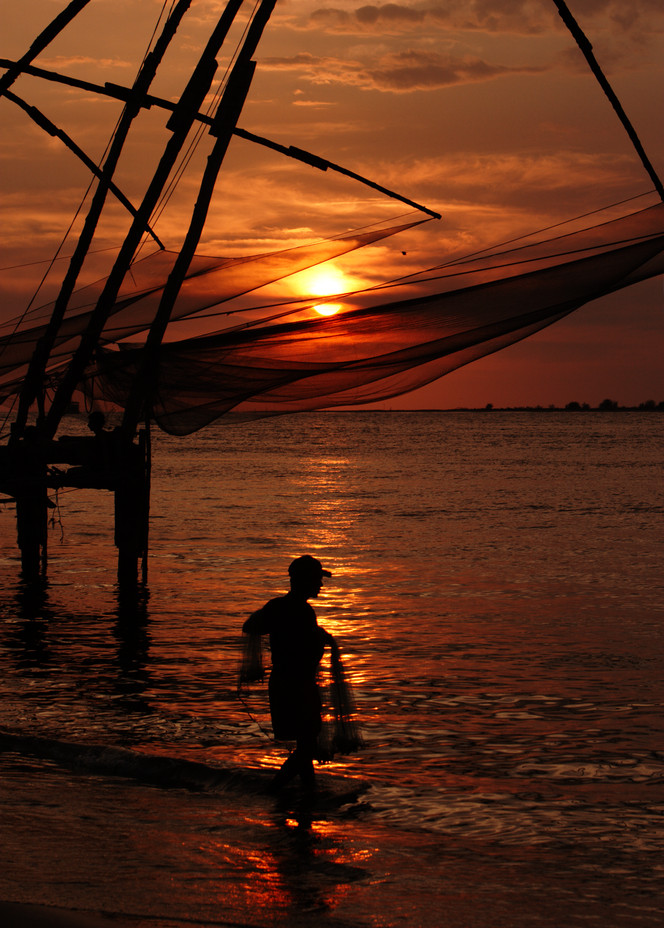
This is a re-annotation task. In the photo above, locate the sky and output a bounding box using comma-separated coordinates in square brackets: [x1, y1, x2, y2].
[1, 0, 663, 409]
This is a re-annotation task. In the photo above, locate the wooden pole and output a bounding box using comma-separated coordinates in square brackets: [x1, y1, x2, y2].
[0, 0, 92, 99]
[43, 0, 246, 439]
[121, 0, 279, 436]
[13, 0, 192, 437]
[553, 0, 664, 202]
[11, 430, 49, 582]
[1, 58, 441, 219]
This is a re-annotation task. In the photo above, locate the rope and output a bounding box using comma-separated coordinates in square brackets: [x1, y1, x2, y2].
[236, 691, 274, 743]
[143, 0, 261, 251]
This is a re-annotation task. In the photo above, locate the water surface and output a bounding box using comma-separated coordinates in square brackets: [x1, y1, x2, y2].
[1, 411, 663, 926]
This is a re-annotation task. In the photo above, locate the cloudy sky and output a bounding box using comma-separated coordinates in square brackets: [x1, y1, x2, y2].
[2, 0, 663, 408]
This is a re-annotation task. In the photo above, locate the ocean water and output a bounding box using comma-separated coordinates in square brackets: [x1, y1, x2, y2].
[1, 410, 663, 927]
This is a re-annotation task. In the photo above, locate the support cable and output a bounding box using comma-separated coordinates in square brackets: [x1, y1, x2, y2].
[0, 59, 440, 220]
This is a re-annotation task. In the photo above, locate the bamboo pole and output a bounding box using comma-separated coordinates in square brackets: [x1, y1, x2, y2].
[43, 0, 246, 439]
[1, 57, 442, 220]
[13, 0, 193, 436]
[120, 0, 279, 435]
[553, 0, 664, 202]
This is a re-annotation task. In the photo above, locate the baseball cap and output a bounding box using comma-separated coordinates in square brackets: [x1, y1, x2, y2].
[288, 555, 332, 579]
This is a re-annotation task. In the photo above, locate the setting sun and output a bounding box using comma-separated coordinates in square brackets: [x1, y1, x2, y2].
[295, 266, 352, 317]
[313, 302, 342, 317]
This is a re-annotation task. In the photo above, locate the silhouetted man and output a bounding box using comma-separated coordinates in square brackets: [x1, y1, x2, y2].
[243, 555, 334, 791]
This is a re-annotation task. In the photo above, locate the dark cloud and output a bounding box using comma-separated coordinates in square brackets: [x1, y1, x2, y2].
[305, 1, 664, 37]
[358, 49, 537, 91]
[261, 48, 545, 92]
[307, 2, 551, 36]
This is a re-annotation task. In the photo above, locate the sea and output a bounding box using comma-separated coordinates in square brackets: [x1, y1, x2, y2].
[0, 410, 663, 928]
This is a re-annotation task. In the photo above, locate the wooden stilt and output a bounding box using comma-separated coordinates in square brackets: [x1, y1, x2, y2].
[5, 429, 49, 584]
[114, 431, 150, 589]
[16, 488, 48, 582]
[1, 422, 151, 589]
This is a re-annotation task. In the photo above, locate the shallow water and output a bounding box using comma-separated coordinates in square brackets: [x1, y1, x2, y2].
[1, 411, 663, 926]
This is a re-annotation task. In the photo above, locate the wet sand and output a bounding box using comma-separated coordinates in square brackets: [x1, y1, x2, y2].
[0, 902, 136, 928]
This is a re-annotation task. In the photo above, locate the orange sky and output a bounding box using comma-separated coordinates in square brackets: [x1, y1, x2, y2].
[1, 0, 663, 409]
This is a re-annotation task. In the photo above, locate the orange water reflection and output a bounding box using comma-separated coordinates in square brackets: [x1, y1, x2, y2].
[198, 802, 373, 921]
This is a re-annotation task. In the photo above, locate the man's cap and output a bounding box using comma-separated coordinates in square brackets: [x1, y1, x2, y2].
[288, 555, 332, 579]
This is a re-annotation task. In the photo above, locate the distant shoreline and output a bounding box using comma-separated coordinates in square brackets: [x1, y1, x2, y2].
[336, 403, 664, 413]
[8, 404, 662, 423]
[443, 403, 664, 412]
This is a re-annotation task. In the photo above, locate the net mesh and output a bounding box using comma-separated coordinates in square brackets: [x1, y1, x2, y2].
[0, 220, 420, 404]
[237, 630, 264, 693]
[320, 637, 363, 758]
[83, 203, 664, 432]
[3, 205, 664, 427]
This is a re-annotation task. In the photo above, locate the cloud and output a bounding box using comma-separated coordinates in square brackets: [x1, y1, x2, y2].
[392, 148, 648, 212]
[303, 2, 664, 38]
[306, 2, 547, 36]
[292, 99, 337, 107]
[38, 55, 133, 71]
[261, 49, 546, 92]
[362, 49, 544, 91]
[426, 149, 635, 190]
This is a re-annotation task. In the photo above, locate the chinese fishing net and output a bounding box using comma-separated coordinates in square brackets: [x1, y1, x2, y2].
[319, 637, 363, 758]
[79, 202, 664, 432]
[3, 204, 664, 427]
[0, 220, 420, 404]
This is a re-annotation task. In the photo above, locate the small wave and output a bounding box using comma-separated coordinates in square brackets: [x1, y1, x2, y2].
[0, 729, 269, 792]
[0, 729, 370, 807]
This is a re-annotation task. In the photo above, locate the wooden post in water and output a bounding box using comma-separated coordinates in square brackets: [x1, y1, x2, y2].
[113, 429, 150, 588]
[4, 1, 245, 588]
[11, 429, 49, 583]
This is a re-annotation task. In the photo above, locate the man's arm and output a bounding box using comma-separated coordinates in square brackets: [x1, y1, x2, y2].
[243, 605, 271, 635]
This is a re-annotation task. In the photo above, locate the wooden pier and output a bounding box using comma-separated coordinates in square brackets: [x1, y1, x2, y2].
[1, 421, 149, 587]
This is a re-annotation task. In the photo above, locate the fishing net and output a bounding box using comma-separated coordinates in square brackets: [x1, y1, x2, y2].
[4, 205, 664, 427]
[319, 637, 363, 758]
[237, 629, 264, 693]
[0, 220, 420, 403]
[73, 202, 664, 433]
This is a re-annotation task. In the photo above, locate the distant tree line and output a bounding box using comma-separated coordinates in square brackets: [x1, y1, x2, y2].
[564, 399, 664, 411]
[479, 400, 664, 411]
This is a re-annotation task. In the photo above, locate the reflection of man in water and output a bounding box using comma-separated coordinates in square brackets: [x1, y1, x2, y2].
[243, 556, 334, 791]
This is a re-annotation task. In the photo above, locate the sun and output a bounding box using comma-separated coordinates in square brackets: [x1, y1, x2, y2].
[313, 302, 342, 317]
[296, 267, 351, 317]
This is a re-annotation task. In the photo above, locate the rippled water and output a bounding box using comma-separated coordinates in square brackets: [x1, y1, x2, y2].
[1, 411, 663, 926]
